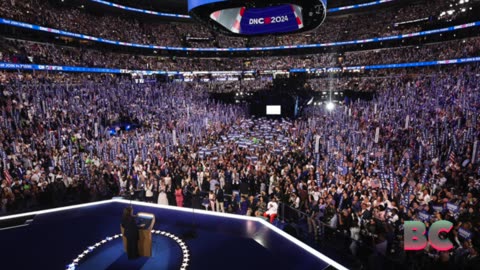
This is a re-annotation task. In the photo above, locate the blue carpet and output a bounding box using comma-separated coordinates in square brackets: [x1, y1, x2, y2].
[106, 254, 149, 270]
[77, 241, 126, 270]
[76, 235, 183, 270]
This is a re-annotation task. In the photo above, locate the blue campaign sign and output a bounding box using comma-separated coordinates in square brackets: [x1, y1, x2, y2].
[239, 4, 302, 35]
[432, 205, 444, 213]
[458, 228, 472, 239]
[418, 212, 431, 222]
[446, 202, 459, 213]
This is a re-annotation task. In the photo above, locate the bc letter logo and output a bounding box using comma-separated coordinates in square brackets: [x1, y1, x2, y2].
[404, 221, 454, 251]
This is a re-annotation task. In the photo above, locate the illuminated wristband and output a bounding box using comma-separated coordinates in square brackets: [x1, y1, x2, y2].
[188, 0, 327, 36]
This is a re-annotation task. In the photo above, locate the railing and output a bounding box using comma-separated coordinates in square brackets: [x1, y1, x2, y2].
[278, 203, 407, 270]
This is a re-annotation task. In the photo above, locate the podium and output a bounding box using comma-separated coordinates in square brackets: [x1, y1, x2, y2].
[121, 212, 155, 257]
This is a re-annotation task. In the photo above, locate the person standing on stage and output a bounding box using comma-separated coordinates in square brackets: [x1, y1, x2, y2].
[121, 206, 141, 260]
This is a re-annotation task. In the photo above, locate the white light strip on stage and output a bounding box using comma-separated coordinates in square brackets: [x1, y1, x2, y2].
[256, 218, 347, 270]
[0, 200, 113, 221]
[113, 199, 348, 270]
[67, 230, 190, 270]
[113, 198, 259, 221]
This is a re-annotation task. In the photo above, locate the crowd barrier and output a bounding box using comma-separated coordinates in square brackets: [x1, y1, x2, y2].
[278, 203, 405, 270]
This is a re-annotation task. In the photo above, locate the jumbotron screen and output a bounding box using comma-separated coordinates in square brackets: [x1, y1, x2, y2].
[189, 0, 326, 36]
[210, 4, 303, 35]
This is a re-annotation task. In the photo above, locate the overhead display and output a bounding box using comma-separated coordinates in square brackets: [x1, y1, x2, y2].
[211, 4, 303, 35]
[189, 0, 327, 36]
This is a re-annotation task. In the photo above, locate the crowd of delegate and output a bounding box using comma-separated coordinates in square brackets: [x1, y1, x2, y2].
[0, 0, 469, 48]
[0, 0, 479, 269]
[1, 61, 479, 268]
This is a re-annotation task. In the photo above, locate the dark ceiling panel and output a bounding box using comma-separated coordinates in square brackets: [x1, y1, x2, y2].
[103, 0, 381, 14]
[150, 0, 188, 14]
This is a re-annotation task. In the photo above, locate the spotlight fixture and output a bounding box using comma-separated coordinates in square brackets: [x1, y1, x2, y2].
[326, 102, 335, 111]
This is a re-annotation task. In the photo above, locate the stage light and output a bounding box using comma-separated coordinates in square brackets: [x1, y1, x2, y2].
[307, 97, 313, 105]
[68, 230, 190, 270]
[326, 102, 335, 111]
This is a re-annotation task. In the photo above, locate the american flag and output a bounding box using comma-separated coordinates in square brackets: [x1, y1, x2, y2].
[2, 153, 10, 181]
[3, 168, 12, 185]
[449, 151, 456, 167]
[1, 151, 12, 185]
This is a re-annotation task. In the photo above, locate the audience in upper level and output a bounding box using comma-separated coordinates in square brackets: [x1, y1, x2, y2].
[0, 0, 474, 48]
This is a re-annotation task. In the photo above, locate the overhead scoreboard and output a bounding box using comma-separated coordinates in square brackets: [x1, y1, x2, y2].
[188, 0, 327, 36]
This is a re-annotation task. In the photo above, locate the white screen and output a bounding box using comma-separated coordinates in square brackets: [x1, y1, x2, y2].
[266, 105, 281, 115]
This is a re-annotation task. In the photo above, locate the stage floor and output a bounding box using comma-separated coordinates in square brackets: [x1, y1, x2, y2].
[0, 199, 346, 270]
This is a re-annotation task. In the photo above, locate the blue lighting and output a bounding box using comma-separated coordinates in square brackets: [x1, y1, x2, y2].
[1, 56, 480, 75]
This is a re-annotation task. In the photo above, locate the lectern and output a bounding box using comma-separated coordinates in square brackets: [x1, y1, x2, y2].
[121, 212, 155, 257]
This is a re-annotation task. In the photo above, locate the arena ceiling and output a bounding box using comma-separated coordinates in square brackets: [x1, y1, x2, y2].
[148, 0, 188, 14]
[100, 0, 371, 15]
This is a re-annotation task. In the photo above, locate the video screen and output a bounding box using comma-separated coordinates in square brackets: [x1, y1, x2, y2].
[210, 4, 303, 35]
[266, 105, 281, 115]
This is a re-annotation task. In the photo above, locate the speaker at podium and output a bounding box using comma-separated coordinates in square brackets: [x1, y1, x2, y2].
[121, 211, 155, 258]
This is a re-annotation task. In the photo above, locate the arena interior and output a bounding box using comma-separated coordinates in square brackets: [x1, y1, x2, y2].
[0, 0, 479, 270]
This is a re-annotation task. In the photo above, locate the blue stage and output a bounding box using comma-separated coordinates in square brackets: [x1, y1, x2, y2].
[0, 199, 346, 270]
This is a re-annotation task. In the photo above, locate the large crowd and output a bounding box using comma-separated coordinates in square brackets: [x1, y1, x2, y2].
[0, 0, 472, 48]
[0, 1, 479, 269]
[1, 36, 480, 72]
[1, 62, 479, 269]
[0, 38, 245, 71]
